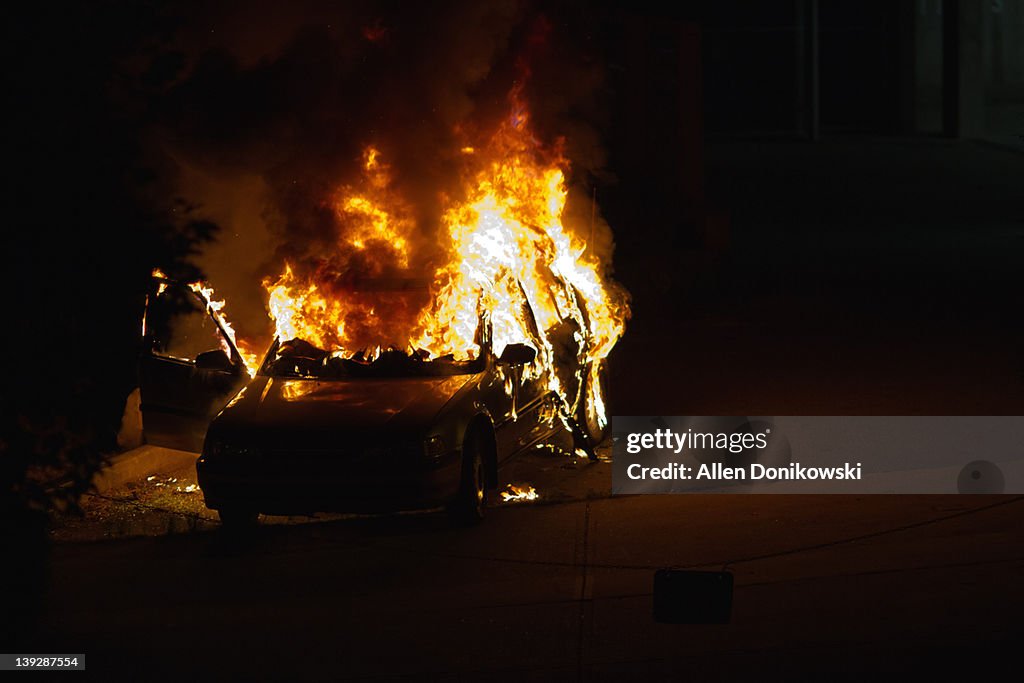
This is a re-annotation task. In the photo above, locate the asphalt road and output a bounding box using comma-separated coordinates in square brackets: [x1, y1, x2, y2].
[42, 446, 1024, 680]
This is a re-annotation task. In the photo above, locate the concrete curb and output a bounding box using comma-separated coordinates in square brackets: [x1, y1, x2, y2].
[92, 445, 198, 494]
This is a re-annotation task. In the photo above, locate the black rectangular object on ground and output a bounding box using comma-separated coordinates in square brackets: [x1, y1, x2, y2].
[653, 569, 733, 624]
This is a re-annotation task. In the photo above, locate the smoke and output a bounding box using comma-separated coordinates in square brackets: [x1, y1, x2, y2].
[153, 0, 618, 348]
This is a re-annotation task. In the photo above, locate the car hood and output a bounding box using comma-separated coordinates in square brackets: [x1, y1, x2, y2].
[211, 374, 477, 441]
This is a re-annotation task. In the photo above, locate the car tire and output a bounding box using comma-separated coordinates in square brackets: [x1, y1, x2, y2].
[218, 507, 259, 532]
[450, 427, 489, 525]
[576, 360, 610, 447]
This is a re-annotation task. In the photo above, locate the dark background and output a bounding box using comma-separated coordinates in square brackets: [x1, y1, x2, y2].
[3, 0, 1022, 668]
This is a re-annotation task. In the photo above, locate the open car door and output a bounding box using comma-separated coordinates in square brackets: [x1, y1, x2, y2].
[138, 274, 250, 452]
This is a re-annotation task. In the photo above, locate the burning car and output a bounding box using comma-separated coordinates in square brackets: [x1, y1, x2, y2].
[139, 95, 628, 526]
[198, 328, 597, 526]
[140, 273, 609, 527]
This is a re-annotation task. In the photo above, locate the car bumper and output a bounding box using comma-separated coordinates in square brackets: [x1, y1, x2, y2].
[196, 450, 462, 514]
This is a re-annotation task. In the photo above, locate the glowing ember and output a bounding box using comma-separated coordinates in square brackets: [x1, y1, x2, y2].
[501, 484, 539, 502]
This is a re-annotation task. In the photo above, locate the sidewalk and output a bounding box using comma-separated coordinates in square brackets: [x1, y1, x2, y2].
[91, 444, 198, 494]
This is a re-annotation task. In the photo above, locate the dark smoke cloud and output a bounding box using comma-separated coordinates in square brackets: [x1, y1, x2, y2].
[152, 0, 616, 346]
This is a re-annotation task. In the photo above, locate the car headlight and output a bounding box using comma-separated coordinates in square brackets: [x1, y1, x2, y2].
[202, 438, 260, 462]
[423, 435, 447, 463]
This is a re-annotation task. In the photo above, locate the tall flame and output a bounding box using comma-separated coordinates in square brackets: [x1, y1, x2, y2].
[261, 91, 629, 425]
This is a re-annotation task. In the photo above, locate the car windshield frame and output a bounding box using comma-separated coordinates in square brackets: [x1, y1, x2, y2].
[258, 339, 486, 380]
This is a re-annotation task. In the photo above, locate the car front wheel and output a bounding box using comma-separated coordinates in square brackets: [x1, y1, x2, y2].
[450, 428, 489, 524]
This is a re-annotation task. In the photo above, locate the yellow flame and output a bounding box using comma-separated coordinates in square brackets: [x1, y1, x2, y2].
[256, 92, 629, 424]
[187, 281, 260, 377]
[501, 484, 539, 502]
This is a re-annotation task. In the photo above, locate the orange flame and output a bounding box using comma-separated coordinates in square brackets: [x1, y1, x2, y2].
[149, 268, 260, 377]
[186, 281, 260, 376]
[260, 92, 629, 426]
[501, 484, 539, 502]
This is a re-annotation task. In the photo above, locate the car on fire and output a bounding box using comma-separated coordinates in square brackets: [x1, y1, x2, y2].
[138, 274, 608, 527]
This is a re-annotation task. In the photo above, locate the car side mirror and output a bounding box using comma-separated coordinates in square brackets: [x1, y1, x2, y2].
[195, 349, 234, 372]
[498, 343, 537, 367]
